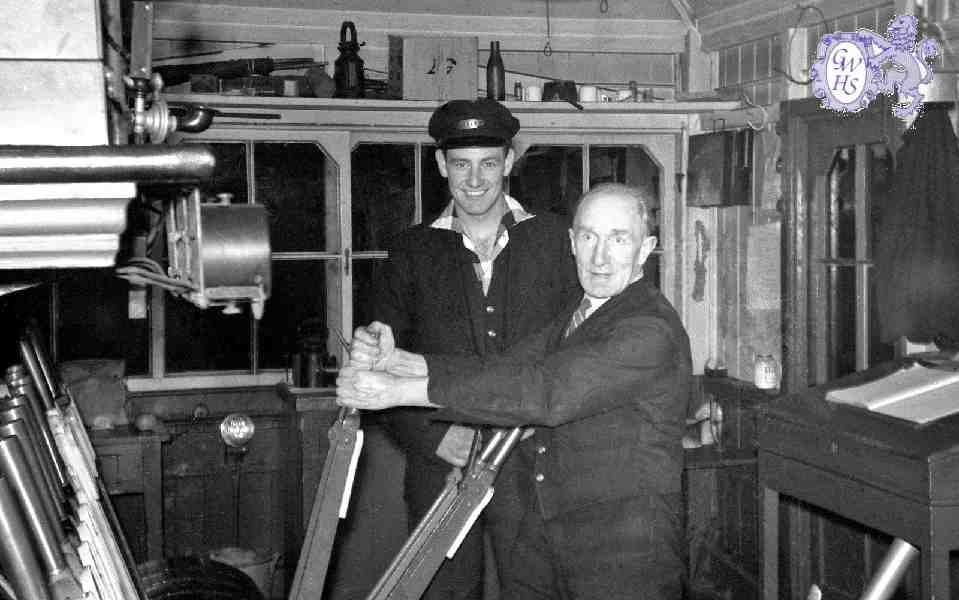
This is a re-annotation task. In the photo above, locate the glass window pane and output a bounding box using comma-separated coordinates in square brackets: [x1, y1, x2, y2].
[203, 143, 248, 203]
[868, 144, 893, 261]
[421, 144, 450, 225]
[352, 144, 416, 249]
[588, 146, 661, 207]
[165, 294, 251, 372]
[827, 265, 857, 379]
[868, 266, 893, 368]
[257, 261, 331, 370]
[0, 281, 51, 369]
[254, 142, 330, 252]
[352, 258, 385, 334]
[828, 147, 856, 260]
[589, 145, 662, 284]
[57, 270, 149, 375]
[509, 145, 583, 220]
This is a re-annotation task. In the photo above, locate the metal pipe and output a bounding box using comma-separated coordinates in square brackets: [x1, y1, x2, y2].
[22, 329, 59, 406]
[3, 367, 67, 493]
[0, 436, 68, 579]
[0, 420, 64, 529]
[490, 428, 523, 468]
[0, 144, 215, 183]
[0, 402, 64, 507]
[16, 339, 54, 411]
[0, 476, 51, 600]
[173, 104, 216, 133]
[859, 538, 919, 600]
[477, 430, 506, 463]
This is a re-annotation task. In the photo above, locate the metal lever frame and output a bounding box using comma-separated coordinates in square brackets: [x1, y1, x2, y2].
[289, 407, 364, 600]
[366, 427, 523, 600]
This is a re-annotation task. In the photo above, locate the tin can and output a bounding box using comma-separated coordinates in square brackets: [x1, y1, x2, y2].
[754, 354, 780, 391]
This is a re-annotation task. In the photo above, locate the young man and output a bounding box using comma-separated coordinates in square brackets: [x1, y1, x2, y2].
[372, 99, 579, 599]
[344, 183, 692, 599]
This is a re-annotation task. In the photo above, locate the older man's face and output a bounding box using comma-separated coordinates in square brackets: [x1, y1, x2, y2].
[569, 191, 657, 298]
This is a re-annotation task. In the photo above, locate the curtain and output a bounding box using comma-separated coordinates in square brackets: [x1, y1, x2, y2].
[875, 103, 959, 345]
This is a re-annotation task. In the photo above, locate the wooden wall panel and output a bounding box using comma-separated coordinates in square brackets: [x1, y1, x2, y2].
[161, 412, 292, 566]
[152, 1, 687, 96]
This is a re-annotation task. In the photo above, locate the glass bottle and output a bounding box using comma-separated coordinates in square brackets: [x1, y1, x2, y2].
[334, 21, 365, 98]
[486, 41, 505, 101]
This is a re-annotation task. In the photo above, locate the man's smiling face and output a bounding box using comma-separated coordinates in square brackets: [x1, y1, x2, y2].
[436, 146, 515, 219]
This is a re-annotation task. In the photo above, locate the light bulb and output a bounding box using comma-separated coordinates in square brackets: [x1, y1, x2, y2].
[220, 413, 255, 448]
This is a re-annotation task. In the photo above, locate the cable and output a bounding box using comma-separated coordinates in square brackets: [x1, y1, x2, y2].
[775, 3, 829, 86]
[742, 90, 770, 131]
[543, 0, 553, 56]
[101, 23, 130, 61]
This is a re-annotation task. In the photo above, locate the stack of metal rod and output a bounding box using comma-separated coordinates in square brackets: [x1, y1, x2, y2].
[0, 326, 143, 600]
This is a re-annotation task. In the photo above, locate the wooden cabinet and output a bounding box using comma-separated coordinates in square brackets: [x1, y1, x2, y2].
[758, 362, 959, 600]
[686, 376, 767, 600]
[92, 428, 167, 563]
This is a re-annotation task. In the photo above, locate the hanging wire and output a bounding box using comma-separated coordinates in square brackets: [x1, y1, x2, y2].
[742, 90, 770, 131]
[543, 0, 553, 56]
[774, 4, 828, 85]
[600, 0, 608, 13]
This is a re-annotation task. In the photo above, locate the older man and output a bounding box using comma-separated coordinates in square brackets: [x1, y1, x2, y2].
[341, 183, 692, 599]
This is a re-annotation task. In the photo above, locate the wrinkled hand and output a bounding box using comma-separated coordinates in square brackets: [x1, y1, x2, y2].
[435, 424, 476, 467]
[336, 366, 399, 410]
[350, 321, 396, 371]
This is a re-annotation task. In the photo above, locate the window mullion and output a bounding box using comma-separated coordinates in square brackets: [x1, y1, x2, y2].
[414, 143, 424, 225]
[854, 143, 869, 371]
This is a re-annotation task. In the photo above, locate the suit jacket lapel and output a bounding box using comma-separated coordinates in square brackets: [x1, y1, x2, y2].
[556, 281, 650, 347]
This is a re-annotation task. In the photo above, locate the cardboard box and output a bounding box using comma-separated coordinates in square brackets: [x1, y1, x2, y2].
[388, 35, 478, 101]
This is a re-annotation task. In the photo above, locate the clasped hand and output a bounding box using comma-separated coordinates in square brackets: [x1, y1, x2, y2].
[336, 321, 400, 410]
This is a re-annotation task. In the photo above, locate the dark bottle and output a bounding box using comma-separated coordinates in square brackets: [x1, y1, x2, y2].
[486, 41, 505, 101]
[334, 21, 365, 98]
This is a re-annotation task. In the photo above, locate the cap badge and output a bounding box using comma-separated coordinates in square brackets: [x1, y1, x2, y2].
[456, 118, 483, 130]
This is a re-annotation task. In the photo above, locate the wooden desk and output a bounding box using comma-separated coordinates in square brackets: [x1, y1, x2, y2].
[91, 428, 167, 561]
[759, 362, 959, 600]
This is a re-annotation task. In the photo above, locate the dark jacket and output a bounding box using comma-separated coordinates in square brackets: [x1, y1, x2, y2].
[427, 278, 691, 528]
[373, 211, 580, 460]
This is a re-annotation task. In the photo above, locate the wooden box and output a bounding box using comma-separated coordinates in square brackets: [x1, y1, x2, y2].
[687, 130, 753, 207]
[388, 35, 478, 101]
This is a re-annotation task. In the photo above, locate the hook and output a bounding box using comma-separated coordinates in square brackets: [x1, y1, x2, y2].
[742, 90, 769, 131]
[543, 0, 553, 56]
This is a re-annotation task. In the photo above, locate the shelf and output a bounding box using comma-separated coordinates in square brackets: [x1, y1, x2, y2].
[165, 93, 743, 135]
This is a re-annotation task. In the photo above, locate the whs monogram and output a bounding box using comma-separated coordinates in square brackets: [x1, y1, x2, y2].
[810, 14, 939, 119]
